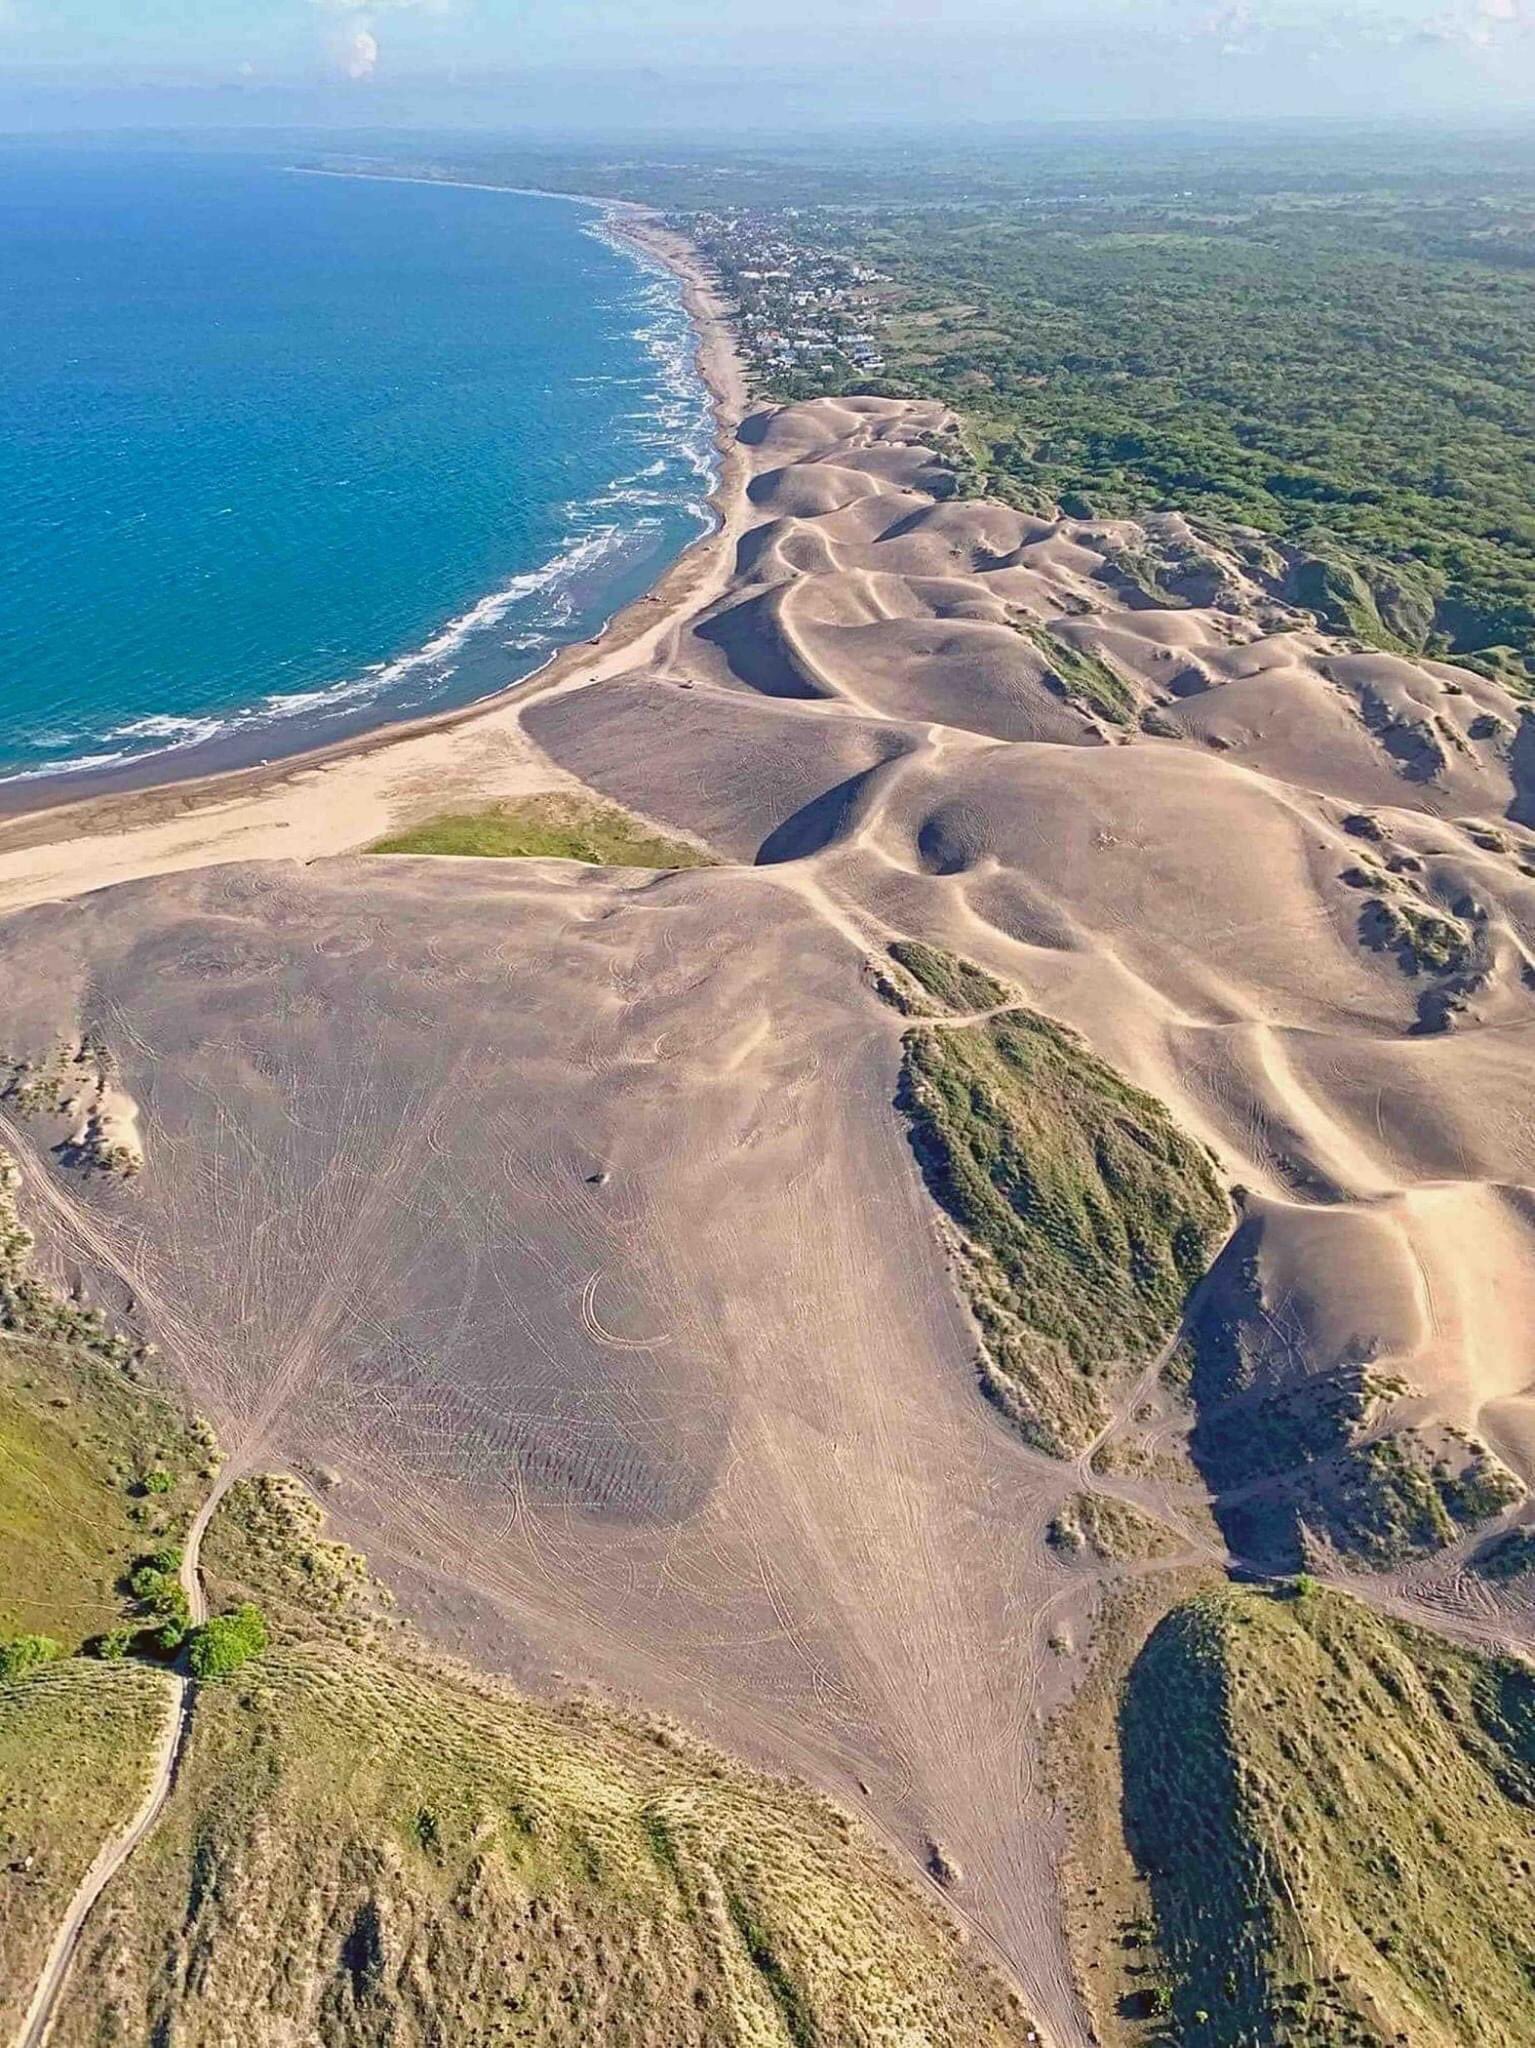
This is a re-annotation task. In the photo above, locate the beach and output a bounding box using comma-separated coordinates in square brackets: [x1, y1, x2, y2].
[0, 209, 748, 915]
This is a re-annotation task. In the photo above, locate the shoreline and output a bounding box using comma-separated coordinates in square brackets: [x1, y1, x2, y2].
[0, 191, 748, 861]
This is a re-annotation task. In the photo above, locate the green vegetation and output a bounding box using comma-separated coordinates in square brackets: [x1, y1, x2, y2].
[369, 791, 715, 868]
[1193, 1365, 1383, 1491]
[1190, 1341, 1523, 1570]
[349, 133, 1535, 688]
[763, 194, 1535, 691]
[0, 1635, 62, 1680]
[1120, 1583, 1535, 2047]
[186, 1603, 268, 1680]
[0, 1148, 209, 2032]
[1, 1040, 142, 1179]
[885, 940, 1014, 1015]
[1020, 625, 1137, 727]
[1298, 1432, 1524, 1567]
[0, 1658, 173, 2036]
[0, 1161, 210, 1655]
[1476, 1525, 1535, 1584]
[51, 1477, 1036, 2048]
[1359, 895, 1475, 978]
[898, 1008, 1228, 1454]
[1045, 1492, 1181, 1565]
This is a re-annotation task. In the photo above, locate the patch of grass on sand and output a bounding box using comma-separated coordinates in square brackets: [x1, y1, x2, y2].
[1046, 1492, 1182, 1564]
[0, 1659, 173, 2036]
[1191, 1343, 1524, 1571]
[1022, 625, 1138, 727]
[52, 1477, 1038, 2048]
[886, 941, 1015, 1016]
[1120, 1582, 1535, 2048]
[369, 792, 715, 868]
[898, 1010, 1228, 1455]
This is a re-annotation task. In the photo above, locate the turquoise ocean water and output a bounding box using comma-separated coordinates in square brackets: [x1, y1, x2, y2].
[0, 147, 715, 789]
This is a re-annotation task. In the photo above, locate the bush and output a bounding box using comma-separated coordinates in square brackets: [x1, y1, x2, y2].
[0, 1633, 64, 1680]
[91, 1626, 137, 1661]
[129, 1562, 172, 1603]
[187, 1603, 268, 1679]
[128, 1556, 191, 1637]
[139, 1469, 174, 1496]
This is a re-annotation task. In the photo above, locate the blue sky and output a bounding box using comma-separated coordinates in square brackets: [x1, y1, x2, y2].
[1, 1, 1530, 126]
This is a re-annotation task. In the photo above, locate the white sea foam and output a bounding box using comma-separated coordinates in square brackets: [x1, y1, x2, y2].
[6, 200, 717, 793]
[106, 712, 226, 746]
[1, 749, 138, 783]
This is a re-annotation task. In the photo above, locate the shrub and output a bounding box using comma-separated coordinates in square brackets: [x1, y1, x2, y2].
[129, 1562, 172, 1603]
[187, 1603, 268, 1679]
[139, 1469, 174, 1496]
[91, 1626, 137, 1661]
[0, 1633, 64, 1680]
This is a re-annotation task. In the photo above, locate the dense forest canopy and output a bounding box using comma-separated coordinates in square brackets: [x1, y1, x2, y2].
[347, 127, 1535, 690]
[807, 195, 1535, 685]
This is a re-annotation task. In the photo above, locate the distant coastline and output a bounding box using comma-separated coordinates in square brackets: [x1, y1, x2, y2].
[0, 169, 737, 820]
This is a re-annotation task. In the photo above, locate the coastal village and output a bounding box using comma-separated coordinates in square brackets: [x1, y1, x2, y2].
[677, 209, 890, 386]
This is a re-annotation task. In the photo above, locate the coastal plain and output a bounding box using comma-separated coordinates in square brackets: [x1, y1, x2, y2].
[3, 389, 1535, 2044]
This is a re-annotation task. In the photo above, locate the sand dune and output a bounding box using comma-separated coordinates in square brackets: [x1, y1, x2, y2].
[1, 392, 1533, 2041]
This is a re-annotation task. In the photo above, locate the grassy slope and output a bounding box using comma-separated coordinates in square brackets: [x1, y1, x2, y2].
[1120, 1584, 1535, 2048]
[1191, 1282, 1524, 1571]
[886, 940, 1014, 1015]
[0, 1156, 209, 2034]
[0, 1660, 172, 2036]
[0, 1335, 208, 1647]
[54, 1476, 1037, 2048]
[369, 792, 716, 868]
[898, 1001, 1229, 1455]
[1046, 1493, 1181, 1565]
[1020, 626, 1137, 728]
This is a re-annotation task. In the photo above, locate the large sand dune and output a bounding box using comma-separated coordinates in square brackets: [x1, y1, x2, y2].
[1, 394, 1533, 2043]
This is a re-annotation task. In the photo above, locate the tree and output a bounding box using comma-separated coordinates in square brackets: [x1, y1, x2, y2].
[187, 1604, 268, 1679]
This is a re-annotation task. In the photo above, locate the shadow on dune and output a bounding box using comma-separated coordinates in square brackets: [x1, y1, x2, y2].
[1507, 708, 1535, 828]
[756, 767, 884, 865]
[695, 590, 826, 700]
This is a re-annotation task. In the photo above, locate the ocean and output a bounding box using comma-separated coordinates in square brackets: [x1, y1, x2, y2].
[0, 146, 715, 789]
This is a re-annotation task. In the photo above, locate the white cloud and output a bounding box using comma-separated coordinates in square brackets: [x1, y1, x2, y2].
[343, 26, 379, 77]
[311, 0, 455, 81]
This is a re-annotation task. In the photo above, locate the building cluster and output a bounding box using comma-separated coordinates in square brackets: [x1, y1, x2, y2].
[680, 211, 889, 385]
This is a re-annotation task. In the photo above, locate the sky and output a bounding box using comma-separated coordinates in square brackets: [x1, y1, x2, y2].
[0, 0, 1531, 129]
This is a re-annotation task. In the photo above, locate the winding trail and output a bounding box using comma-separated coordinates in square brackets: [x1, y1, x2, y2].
[12, 1479, 216, 2048]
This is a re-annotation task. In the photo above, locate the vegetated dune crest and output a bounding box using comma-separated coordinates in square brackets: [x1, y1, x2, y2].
[1, 394, 1533, 2040]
